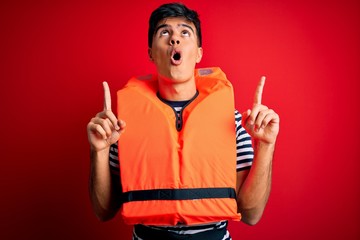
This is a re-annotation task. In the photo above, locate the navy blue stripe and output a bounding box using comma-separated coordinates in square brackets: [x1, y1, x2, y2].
[238, 136, 252, 142]
[237, 159, 253, 165]
[238, 128, 249, 135]
[109, 166, 120, 173]
[237, 151, 254, 157]
[237, 143, 253, 149]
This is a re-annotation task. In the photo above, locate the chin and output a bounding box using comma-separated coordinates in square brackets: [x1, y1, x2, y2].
[157, 63, 195, 83]
[168, 73, 191, 83]
[169, 65, 195, 82]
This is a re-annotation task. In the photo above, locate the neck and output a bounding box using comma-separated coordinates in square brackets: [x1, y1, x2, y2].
[157, 75, 197, 101]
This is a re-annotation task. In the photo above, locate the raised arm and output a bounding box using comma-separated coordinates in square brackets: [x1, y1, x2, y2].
[237, 76, 280, 225]
[87, 82, 126, 221]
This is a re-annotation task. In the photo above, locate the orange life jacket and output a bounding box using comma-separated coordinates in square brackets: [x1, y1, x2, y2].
[117, 67, 241, 226]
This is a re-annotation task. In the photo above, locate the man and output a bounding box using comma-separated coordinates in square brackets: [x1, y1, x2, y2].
[87, 3, 279, 239]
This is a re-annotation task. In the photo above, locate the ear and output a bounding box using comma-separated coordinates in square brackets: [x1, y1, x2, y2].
[148, 48, 153, 61]
[196, 47, 203, 63]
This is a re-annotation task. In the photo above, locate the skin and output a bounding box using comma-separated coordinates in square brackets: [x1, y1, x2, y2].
[148, 17, 203, 100]
[87, 17, 280, 225]
[236, 76, 280, 225]
[87, 82, 124, 221]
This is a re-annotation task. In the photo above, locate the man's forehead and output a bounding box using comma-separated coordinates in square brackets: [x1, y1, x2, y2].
[156, 17, 195, 28]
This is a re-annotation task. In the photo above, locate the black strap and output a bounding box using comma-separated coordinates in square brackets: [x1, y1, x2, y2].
[121, 187, 236, 203]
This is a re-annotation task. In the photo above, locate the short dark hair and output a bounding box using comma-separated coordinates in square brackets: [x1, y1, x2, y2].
[148, 3, 202, 48]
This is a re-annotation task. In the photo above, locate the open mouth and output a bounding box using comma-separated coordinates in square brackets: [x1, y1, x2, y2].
[171, 50, 182, 65]
[173, 52, 181, 61]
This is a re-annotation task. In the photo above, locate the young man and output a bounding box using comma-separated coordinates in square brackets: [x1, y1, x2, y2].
[87, 3, 279, 240]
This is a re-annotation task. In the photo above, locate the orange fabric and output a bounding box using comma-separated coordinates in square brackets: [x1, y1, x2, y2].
[117, 67, 241, 225]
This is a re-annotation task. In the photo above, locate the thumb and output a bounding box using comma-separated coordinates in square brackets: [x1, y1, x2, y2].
[109, 129, 121, 145]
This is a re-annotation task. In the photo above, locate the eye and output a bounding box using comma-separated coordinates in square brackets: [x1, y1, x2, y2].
[182, 30, 190, 36]
[160, 30, 169, 36]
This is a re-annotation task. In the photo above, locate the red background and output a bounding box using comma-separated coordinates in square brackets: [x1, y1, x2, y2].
[1, 0, 359, 239]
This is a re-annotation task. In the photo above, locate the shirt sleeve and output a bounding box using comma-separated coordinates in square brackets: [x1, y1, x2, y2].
[109, 143, 120, 176]
[235, 110, 254, 171]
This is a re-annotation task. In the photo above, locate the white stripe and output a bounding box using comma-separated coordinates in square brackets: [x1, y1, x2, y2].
[109, 152, 118, 160]
[236, 147, 253, 153]
[237, 162, 253, 169]
[238, 139, 252, 146]
[167, 227, 214, 234]
[237, 154, 254, 161]
[216, 220, 228, 228]
[133, 229, 143, 240]
[221, 230, 231, 240]
[109, 161, 119, 168]
[237, 133, 250, 140]
[110, 145, 118, 153]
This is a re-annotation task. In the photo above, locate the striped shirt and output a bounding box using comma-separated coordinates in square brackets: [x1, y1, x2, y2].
[109, 105, 253, 240]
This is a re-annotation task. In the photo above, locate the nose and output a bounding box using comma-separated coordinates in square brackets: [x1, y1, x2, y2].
[170, 39, 180, 46]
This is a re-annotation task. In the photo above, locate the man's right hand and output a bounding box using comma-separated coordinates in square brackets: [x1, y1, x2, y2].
[87, 82, 126, 152]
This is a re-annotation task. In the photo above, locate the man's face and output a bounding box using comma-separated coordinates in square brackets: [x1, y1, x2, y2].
[149, 17, 203, 83]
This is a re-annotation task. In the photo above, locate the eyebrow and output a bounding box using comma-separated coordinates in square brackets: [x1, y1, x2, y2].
[155, 23, 195, 35]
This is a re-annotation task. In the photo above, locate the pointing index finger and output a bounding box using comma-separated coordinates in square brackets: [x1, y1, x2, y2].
[254, 76, 266, 105]
[103, 81, 111, 111]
